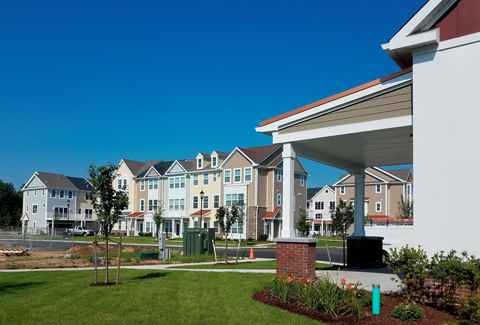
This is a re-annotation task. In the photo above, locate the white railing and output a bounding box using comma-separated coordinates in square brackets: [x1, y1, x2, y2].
[47, 212, 98, 221]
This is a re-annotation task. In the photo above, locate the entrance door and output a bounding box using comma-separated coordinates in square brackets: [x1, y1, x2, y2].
[176, 223, 180, 236]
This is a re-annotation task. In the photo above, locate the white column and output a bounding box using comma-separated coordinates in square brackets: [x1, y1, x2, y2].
[281, 143, 296, 238]
[134, 218, 138, 236]
[353, 170, 366, 237]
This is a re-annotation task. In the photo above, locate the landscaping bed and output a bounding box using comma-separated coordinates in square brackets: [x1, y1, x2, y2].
[254, 289, 457, 324]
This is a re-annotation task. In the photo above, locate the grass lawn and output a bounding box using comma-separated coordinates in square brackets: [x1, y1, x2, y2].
[169, 260, 342, 271]
[0, 270, 323, 325]
[73, 235, 159, 245]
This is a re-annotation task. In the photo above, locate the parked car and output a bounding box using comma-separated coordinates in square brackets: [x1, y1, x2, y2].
[72, 226, 94, 236]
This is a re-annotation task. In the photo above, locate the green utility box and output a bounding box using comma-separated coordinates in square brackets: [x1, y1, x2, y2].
[141, 252, 159, 261]
[183, 228, 215, 256]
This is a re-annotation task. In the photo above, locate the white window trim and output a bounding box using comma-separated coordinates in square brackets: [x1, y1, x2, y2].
[140, 199, 145, 212]
[203, 195, 209, 209]
[224, 169, 231, 184]
[192, 196, 199, 209]
[212, 173, 217, 183]
[376, 184, 381, 193]
[277, 193, 281, 206]
[32, 204, 37, 214]
[193, 174, 199, 186]
[376, 202, 381, 212]
[340, 186, 345, 194]
[197, 158, 203, 169]
[277, 170, 282, 182]
[203, 173, 209, 186]
[233, 168, 241, 183]
[213, 194, 220, 209]
[140, 180, 145, 191]
[244, 167, 252, 183]
[300, 175, 305, 186]
[212, 156, 217, 168]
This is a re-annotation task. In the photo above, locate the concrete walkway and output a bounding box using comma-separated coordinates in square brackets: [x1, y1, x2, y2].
[0, 258, 401, 293]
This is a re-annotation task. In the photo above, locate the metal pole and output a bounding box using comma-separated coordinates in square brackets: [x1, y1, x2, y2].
[200, 198, 203, 228]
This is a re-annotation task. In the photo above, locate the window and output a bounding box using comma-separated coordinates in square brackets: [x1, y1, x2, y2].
[193, 174, 199, 186]
[329, 201, 336, 211]
[169, 199, 173, 211]
[194, 221, 199, 228]
[181, 177, 185, 188]
[214, 221, 219, 232]
[212, 157, 217, 167]
[300, 175, 305, 186]
[169, 178, 174, 188]
[55, 207, 68, 218]
[224, 170, 231, 183]
[60, 190, 64, 198]
[149, 179, 158, 190]
[175, 178, 179, 188]
[141, 180, 145, 191]
[326, 190, 329, 193]
[117, 179, 122, 190]
[26, 204, 29, 212]
[148, 200, 158, 212]
[85, 192, 91, 200]
[78, 207, 81, 214]
[32, 205, 37, 214]
[225, 193, 244, 206]
[180, 199, 185, 210]
[34, 190, 37, 197]
[193, 196, 198, 209]
[27, 191, 29, 197]
[123, 179, 127, 189]
[140, 199, 145, 212]
[203, 196, 209, 209]
[203, 173, 209, 185]
[175, 199, 179, 211]
[277, 170, 282, 182]
[146, 222, 150, 233]
[197, 158, 203, 169]
[244, 168, 252, 182]
[234, 169, 241, 183]
[315, 201, 324, 210]
[277, 193, 281, 206]
[315, 213, 323, 220]
[231, 221, 244, 234]
[376, 202, 381, 212]
[376, 184, 381, 193]
[51, 189, 56, 198]
[340, 186, 345, 194]
[213, 173, 217, 182]
[165, 222, 172, 233]
[118, 220, 122, 230]
[68, 191, 73, 199]
[214, 195, 220, 209]
[184, 222, 189, 233]
[42, 189, 45, 196]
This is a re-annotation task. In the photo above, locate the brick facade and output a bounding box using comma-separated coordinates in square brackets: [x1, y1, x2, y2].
[425, 278, 478, 300]
[246, 206, 267, 240]
[276, 239, 317, 277]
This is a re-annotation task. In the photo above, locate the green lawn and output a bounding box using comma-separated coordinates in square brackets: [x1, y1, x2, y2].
[169, 260, 341, 270]
[73, 235, 159, 245]
[0, 270, 324, 325]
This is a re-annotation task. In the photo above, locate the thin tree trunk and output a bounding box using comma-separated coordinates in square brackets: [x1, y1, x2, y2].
[94, 232, 98, 284]
[105, 238, 109, 284]
[116, 234, 122, 285]
[225, 235, 228, 264]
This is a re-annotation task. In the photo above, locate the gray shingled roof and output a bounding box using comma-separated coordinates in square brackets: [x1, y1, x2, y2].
[122, 159, 163, 176]
[307, 187, 322, 200]
[239, 144, 281, 164]
[67, 176, 94, 191]
[385, 168, 412, 181]
[34, 172, 90, 190]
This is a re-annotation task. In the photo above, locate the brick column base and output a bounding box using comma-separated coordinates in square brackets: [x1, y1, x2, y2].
[275, 238, 318, 277]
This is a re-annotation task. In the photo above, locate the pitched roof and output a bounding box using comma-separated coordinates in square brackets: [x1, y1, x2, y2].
[238, 144, 281, 164]
[66, 177, 94, 191]
[126, 212, 144, 218]
[214, 151, 230, 159]
[385, 168, 412, 182]
[191, 210, 211, 216]
[263, 207, 281, 219]
[122, 159, 163, 176]
[307, 187, 322, 200]
[35, 172, 79, 190]
[136, 160, 175, 178]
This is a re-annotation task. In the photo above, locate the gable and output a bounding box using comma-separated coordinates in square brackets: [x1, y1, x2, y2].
[223, 150, 252, 169]
[24, 176, 45, 189]
[147, 168, 159, 177]
[168, 161, 186, 174]
[366, 168, 397, 182]
[434, 0, 480, 41]
[279, 85, 412, 135]
[116, 160, 133, 177]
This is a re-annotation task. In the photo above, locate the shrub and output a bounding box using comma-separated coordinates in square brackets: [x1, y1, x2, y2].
[138, 232, 144, 237]
[391, 303, 424, 322]
[247, 237, 254, 242]
[215, 237, 222, 241]
[385, 245, 430, 303]
[259, 234, 268, 241]
[457, 293, 480, 323]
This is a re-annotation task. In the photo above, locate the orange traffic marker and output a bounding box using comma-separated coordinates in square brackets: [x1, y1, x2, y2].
[249, 247, 255, 259]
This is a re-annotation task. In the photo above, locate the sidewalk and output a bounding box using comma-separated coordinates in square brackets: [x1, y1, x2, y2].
[0, 258, 400, 293]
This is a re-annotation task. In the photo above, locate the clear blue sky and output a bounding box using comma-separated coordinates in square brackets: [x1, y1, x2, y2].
[0, 0, 422, 191]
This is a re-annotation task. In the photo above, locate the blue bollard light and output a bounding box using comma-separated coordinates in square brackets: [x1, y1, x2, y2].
[372, 284, 380, 314]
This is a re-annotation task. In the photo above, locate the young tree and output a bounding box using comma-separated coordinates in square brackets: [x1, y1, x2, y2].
[331, 198, 354, 266]
[215, 205, 239, 264]
[152, 203, 166, 241]
[0, 180, 22, 227]
[87, 163, 129, 284]
[396, 194, 413, 219]
[234, 200, 246, 241]
[295, 208, 311, 236]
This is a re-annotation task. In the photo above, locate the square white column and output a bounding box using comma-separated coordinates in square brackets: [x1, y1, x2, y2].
[281, 143, 296, 238]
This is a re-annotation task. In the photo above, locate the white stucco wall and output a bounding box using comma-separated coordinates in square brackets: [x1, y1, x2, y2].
[413, 32, 480, 256]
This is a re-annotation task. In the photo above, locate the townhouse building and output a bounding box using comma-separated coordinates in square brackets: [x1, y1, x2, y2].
[21, 171, 95, 231]
[307, 185, 335, 235]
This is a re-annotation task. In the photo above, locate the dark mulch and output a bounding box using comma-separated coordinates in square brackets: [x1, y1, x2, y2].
[214, 262, 237, 265]
[253, 289, 458, 324]
[90, 282, 120, 287]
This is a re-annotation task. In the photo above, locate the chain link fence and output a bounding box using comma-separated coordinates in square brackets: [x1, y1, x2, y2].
[0, 227, 76, 250]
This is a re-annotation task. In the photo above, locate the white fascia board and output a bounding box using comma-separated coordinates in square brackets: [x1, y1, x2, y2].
[332, 175, 351, 187]
[164, 161, 187, 175]
[23, 173, 46, 190]
[257, 146, 282, 165]
[256, 75, 412, 134]
[372, 166, 405, 182]
[272, 115, 412, 144]
[365, 170, 389, 183]
[219, 148, 255, 168]
[389, 29, 439, 51]
[295, 157, 309, 176]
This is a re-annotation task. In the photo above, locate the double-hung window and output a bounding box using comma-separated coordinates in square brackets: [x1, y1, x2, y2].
[169, 178, 174, 188]
[203, 196, 209, 209]
[300, 175, 305, 186]
[141, 180, 145, 191]
[140, 199, 145, 212]
[175, 178, 179, 188]
[118, 179, 122, 190]
[340, 186, 345, 194]
[277, 194, 282, 206]
[376, 184, 381, 193]
[193, 196, 198, 209]
[329, 201, 336, 211]
[149, 179, 154, 190]
[244, 168, 252, 182]
[68, 191, 73, 199]
[51, 189, 56, 198]
[180, 177, 185, 188]
[32, 205, 38, 214]
[376, 202, 381, 212]
[213, 173, 217, 182]
[193, 174, 199, 186]
[203, 173, 209, 185]
[169, 199, 174, 211]
[175, 199, 179, 211]
[212, 157, 217, 167]
[277, 170, 282, 182]
[148, 200, 158, 211]
[224, 170, 231, 183]
[234, 169, 241, 183]
[60, 190, 65, 199]
[180, 199, 185, 210]
[213, 195, 220, 208]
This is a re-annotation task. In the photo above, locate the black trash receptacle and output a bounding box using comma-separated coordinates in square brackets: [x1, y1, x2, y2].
[347, 236, 384, 269]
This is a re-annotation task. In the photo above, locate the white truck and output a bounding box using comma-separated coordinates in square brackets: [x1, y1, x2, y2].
[72, 226, 95, 236]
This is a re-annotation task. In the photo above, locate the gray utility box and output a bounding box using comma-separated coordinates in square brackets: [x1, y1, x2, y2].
[347, 236, 384, 269]
[183, 228, 215, 256]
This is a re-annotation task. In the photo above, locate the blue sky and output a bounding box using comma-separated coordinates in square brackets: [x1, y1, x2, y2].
[0, 0, 422, 190]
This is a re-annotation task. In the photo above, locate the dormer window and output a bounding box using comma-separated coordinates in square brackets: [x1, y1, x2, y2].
[197, 158, 203, 169]
[212, 156, 217, 167]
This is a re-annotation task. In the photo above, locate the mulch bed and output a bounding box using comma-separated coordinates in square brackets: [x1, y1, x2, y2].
[253, 289, 458, 324]
[90, 282, 119, 287]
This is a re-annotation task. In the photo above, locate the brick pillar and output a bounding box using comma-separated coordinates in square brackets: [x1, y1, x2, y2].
[275, 238, 318, 277]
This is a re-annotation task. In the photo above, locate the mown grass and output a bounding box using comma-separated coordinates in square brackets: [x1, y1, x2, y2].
[0, 270, 324, 325]
[168, 260, 342, 270]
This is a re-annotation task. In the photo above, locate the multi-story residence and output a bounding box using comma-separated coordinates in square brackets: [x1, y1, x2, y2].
[217, 144, 308, 240]
[21, 171, 96, 231]
[333, 167, 413, 219]
[307, 185, 335, 235]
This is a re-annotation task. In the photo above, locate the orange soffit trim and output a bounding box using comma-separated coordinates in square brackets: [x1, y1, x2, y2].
[258, 67, 413, 127]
